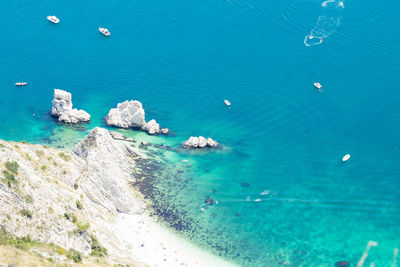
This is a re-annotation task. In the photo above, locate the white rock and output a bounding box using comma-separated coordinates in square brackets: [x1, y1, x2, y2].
[198, 136, 207, 148]
[161, 128, 169, 135]
[142, 119, 160, 135]
[105, 100, 145, 129]
[184, 136, 219, 148]
[51, 89, 90, 123]
[206, 137, 218, 147]
[73, 127, 144, 213]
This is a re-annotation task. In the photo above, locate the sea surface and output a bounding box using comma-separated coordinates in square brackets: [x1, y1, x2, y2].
[1, 0, 400, 266]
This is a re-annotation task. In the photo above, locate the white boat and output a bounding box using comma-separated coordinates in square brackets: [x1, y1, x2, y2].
[224, 99, 231, 106]
[47, 16, 60, 24]
[15, 82, 27, 86]
[342, 154, 350, 162]
[99, 27, 110, 36]
[314, 82, 322, 90]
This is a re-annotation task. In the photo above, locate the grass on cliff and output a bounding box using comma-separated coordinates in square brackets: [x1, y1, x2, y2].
[0, 227, 38, 250]
[5, 161, 19, 175]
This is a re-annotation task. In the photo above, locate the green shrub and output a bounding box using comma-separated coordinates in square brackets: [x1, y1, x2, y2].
[20, 209, 32, 219]
[5, 161, 19, 175]
[90, 235, 108, 257]
[56, 246, 67, 255]
[41, 165, 47, 171]
[3, 170, 17, 188]
[76, 200, 83, 210]
[64, 212, 77, 223]
[24, 195, 33, 204]
[73, 222, 90, 235]
[58, 152, 71, 161]
[73, 183, 78, 190]
[67, 248, 82, 263]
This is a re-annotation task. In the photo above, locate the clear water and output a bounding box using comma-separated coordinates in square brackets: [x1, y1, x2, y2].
[1, 0, 400, 266]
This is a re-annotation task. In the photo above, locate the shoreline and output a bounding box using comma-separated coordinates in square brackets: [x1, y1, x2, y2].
[0, 127, 236, 266]
[115, 212, 237, 267]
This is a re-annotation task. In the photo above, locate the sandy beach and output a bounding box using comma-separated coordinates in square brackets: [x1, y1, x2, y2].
[115, 213, 237, 267]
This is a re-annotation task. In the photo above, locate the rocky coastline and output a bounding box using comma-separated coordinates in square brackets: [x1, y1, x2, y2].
[0, 127, 234, 267]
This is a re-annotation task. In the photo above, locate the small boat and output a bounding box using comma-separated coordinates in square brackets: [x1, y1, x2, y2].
[15, 82, 27, 86]
[99, 27, 110, 36]
[342, 154, 350, 162]
[47, 16, 60, 24]
[314, 82, 322, 91]
[224, 99, 231, 106]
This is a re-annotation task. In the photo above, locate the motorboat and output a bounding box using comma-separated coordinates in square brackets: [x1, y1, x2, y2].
[224, 99, 231, 106]
[314, 82, 322, 91]
[15, 82, 27, 86]
[99, 27, 110, 36]
[342, 154, 350, 162]
[47, 16, 60, 24]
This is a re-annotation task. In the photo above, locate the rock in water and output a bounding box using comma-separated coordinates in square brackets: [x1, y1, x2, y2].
[51, 89, 90, 123]
[142, 119, 160, 135]
[161, 128, 169, 135]
[335, 261, 350, 267]
[105, 100, 145, 128]
[105, 100, 165, 135]
[184, 136, 218, 148]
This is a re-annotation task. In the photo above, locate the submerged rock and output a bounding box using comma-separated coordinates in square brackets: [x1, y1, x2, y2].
[241, 182, 250, 187]
[51, 89, 90, 123]
[335, 261, 350, 267]
[183, 136, 218, 148]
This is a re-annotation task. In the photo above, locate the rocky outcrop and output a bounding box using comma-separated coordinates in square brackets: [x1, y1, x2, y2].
[142, 119, 160, 135]
[183, 136, 219, 148]
[51, 89, 90, 123]
[105, 100, 145, 129]
[73, 127, 143, 213]
[108, 131, 136, 142]
[105, 100, 165, 135]
[161, 128, 169, 135]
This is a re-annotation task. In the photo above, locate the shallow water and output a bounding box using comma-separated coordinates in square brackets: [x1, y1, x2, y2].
[1, 0, 400, 266]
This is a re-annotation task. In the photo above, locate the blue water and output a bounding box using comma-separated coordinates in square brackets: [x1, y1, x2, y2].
[1, 0, 400, 266]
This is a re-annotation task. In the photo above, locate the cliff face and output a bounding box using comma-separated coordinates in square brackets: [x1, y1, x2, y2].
[0, 128, 147, 266]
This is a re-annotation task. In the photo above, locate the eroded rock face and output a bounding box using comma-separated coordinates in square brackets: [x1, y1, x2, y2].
[183, 136, 219, 148]
[51, 89, 90, 123]
[105, 100, 145, 129]
[73, 127, 144, 214]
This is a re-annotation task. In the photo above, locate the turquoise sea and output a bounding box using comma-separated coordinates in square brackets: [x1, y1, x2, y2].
[1, 0, 400, 266]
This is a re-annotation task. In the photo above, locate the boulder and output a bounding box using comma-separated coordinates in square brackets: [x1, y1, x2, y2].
[51, 89, 90, 123]
[161, 128, 169, 135]
[105, 100, 145, 129]
[142, 119, 160, 135]
[184, 136, 218, 148]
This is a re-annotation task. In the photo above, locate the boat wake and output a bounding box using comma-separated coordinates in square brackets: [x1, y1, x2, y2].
[304, 0, 345, 46]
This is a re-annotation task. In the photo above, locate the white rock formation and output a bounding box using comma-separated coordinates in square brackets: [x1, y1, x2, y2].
[184, 136, 219, 148]
[105, 100, 145, 129]
[106, 100, 166, 135]
[161, 128, 169, 135]
[142, 119, 160, 135]
[51, 89, 90, 123]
